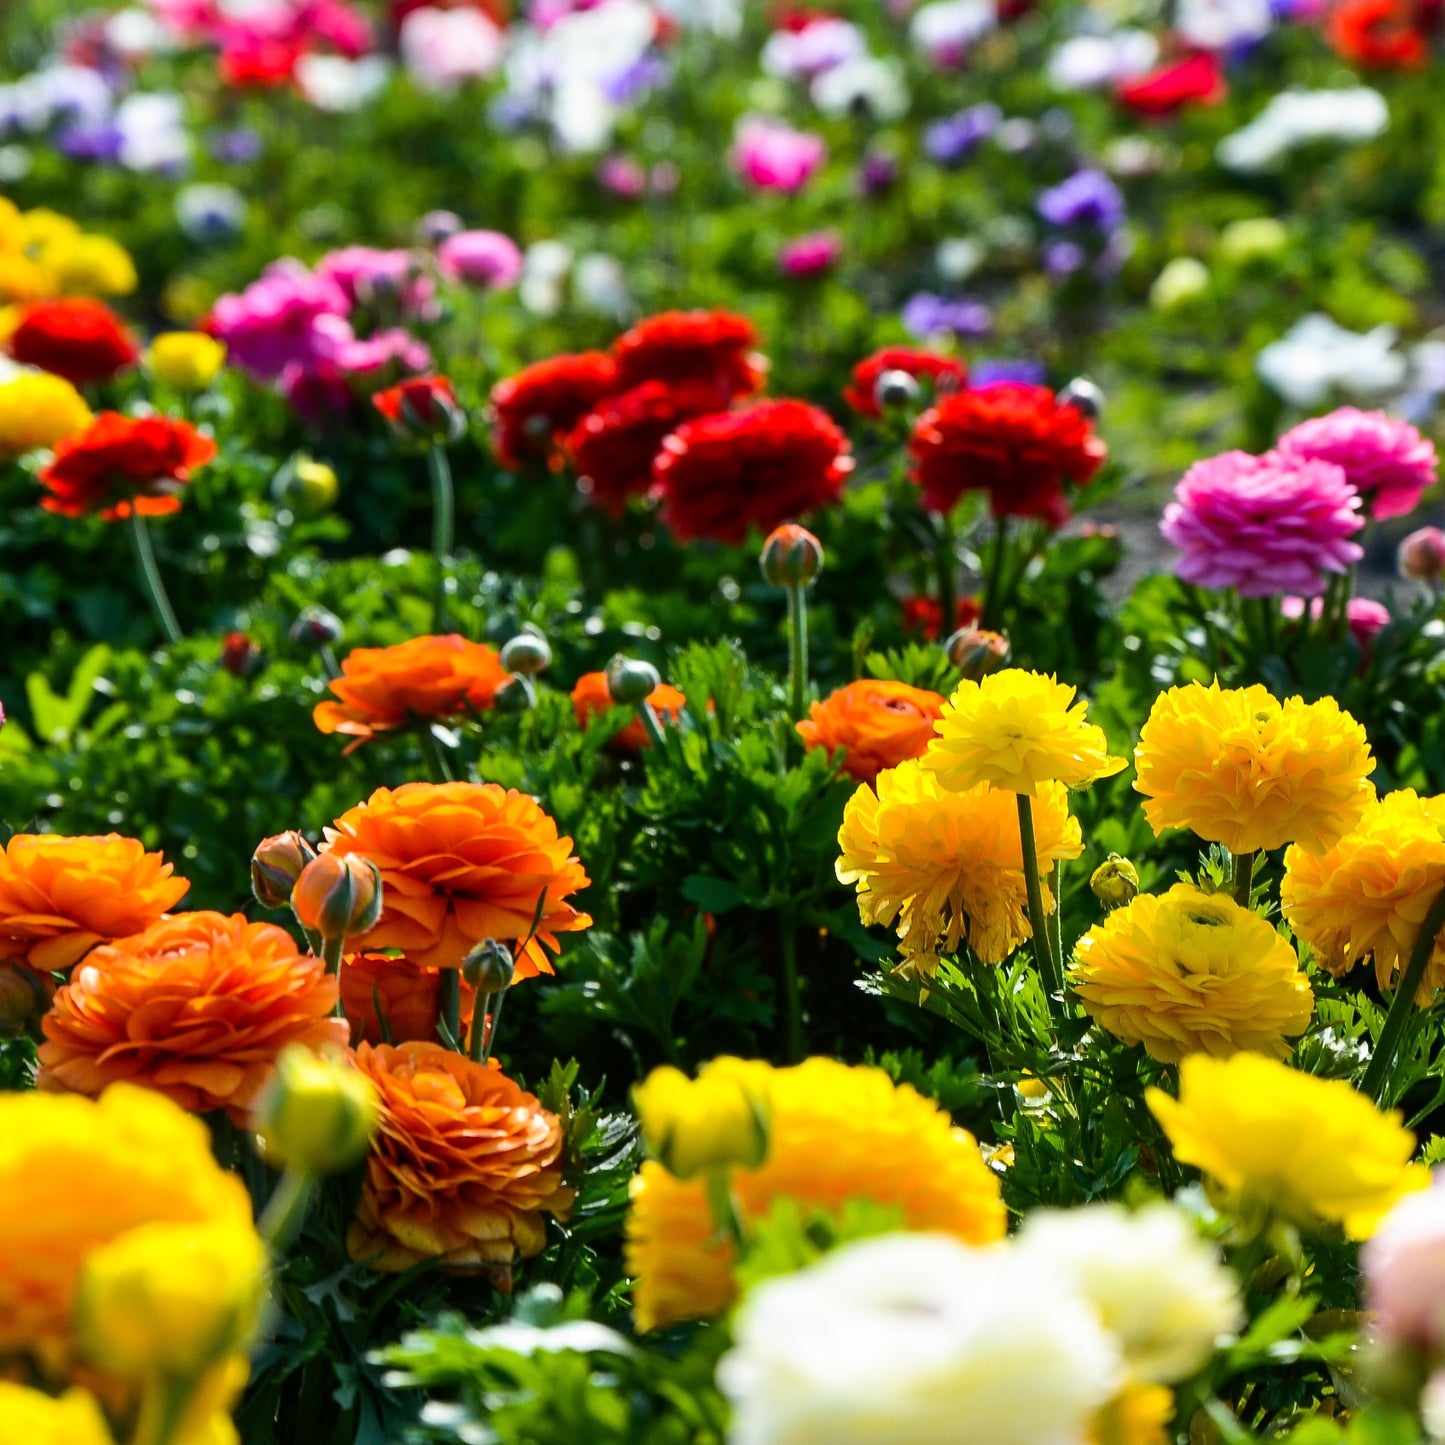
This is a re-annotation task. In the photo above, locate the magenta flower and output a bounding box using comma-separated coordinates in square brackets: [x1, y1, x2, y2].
[731, 116, 827, 192]
[209, 260, 351, 380]
[1277, 407, 1438, 521]
[1280, 594, 1390, 651]
[315, 245, 437, 319]
[779, 230, 843, 279]
[437, 229, 524, 290]
[1160, 450, 1364, 597]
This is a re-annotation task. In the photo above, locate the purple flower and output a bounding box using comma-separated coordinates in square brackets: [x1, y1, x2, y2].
[437, 229, 524, 290]
[210, 127, 262, 164]
[731, 115, 827, 192]
[857, 148, 899, 197]
[209, 260, 352, 380]
[599, 154, 647, 199]
[901, 292, 994, 341]
[779, 230, 843, 279]
[55, 121, 124, 163]
[1276, 407, 1438, 521]
[1043, 240, 1086, 277]
[601, 55, 669, 105]
[1160, 450, 1365, 598]
[922, 103, 1001, 167]
[1037, 168, 1125, 233]
[972, 358, 1048, 387]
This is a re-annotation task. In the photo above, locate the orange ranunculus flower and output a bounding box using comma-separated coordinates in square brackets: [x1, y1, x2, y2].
[0, 833, 190, 974]
[339, 952, 477, 1045]
[37, 912, 349, 1123]
[323, 782, 592, 978]
[313, 634, 511, 754]
[796, 679, 947, 783]
[570, 670, 688, 753]
[347, 1041, 574, 1275]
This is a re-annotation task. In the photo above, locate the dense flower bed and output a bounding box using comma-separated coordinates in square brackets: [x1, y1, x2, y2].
[6, 0, 1445, 1442]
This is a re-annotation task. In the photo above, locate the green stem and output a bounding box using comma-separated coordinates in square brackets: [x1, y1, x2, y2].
[1231, 851, 1256, 908]
[1017, 794, 1062, 1019]
[936, 510, 957, 641]
[779, 916, 804, 1063]
[427, 442, 455, 630]
[477, 986, 508, 1064]
[1362, 884, 1445, 1103]
[258, 1168, 317, 1254]
[320, 934, 344, 976]
[1048, 858, 1064, 971]
[438, 967, 461, 1049]
[636, 699, 668, 748]
[981, 518, 1009, 631]
[415, 721, 454, 782]
[131, 1376, 196, 1445]
[786, 583, 809, 723]
[126, 509, 183, 645]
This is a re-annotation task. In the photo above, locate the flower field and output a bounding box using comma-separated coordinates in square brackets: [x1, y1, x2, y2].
[8, 0, 1445, 1440]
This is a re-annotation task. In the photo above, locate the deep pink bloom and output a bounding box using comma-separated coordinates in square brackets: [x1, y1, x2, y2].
[437, 230, 524, 290]
[313, 318, 431, 379]
[281, 360, 357, 426]
[315, 246, 436, 319]
[1277, 407, 1438, 520]
[731, 116, 827, 192]
[1364, 1180, 1445, 1351]
[1160, 450, 1364, 597]
[1280, 594, 1390, 652]
[779, 231, 843, 278]
[209, 260, 351, 379]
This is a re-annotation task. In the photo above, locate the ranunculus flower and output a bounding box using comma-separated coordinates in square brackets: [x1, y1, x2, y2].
[1364, 1179, 1445, 1351]
[489, 351, 619, 470]
[0, 371, 92, 459]
[778, 230, 843, 279]
[570, 669, 689, 751]
[339, 952, 477, 1045]
[730, 115, 827, 192]
[371, 374, 464, 443]
[1116, 51, 1226, 116]
[612, 309, 764, 397]
[437, 229, 524, 290]
[843, 346, 968, 419]
[209, 260, 352, 381]
[1328, 0, 1429, 69]
[796, 679, 946, 783]
[8, 298, 139, 385]
[1276, 407, 1437, 520]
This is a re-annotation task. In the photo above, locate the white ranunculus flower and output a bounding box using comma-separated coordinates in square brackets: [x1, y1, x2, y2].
[520, 240, 574, 316]
[1047, 31, 1158, 92]
[811, 56, 909, 121]
[1018, 1203, 1243, 1384]
[1217, 86, 1388, 172]
[1175, 0, 1273, 50]
[295, 55, 391, 113]
[1256, 314, 1407, 407]
[718, 1233, 1121, 1445]
[910, 0, 996, 62]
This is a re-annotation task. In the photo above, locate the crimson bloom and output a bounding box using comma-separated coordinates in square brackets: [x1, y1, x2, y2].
[489, 352, 619, 470]
[908, 383, 1105, 526]
[653, 400, 852, 544]
[38, 412, 217, 520]
[612, 310, 764, 398]
[1116, 52, 1226, 117]
[1328, 0, 1430, 68]
[373, 374, 464, 443]
[842, 347, 969, 419]
[8, 298, 139, 386]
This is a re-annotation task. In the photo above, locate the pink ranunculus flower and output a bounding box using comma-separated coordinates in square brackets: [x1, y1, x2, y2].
[399, 6, 504, 93]
[316, 245, 437, 318]
[209, 259, 352, 380]
[1277, 407, 1438, 521]
[1160, 450, 1364, 598]
[311, 315, 431, 378]
[1400, 525, 1445, 585]
[1280, 594, 1389, 653]
[294, 0, 373, 57]
[731, 115, 827, 192]
[281, 359, 357, 426]
[437, 230, 525, 290]
[1364, 1179, 1445, 1351]
[779, 230, 843, 278]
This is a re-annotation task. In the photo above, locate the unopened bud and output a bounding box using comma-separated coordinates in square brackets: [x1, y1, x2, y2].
[492, 675, 536, 713]
[253, 1045, 378, 1175]
[272, 456, 339, 518]
[375, 375, 466, 446]
[873, 368, 919, 410]
[606, 653, 661, 706]
[251, 830, 317, 910]
[417, 209, 463, 247]
[220, 630, 262, 679]
[500, 632, 552, 676]
[946, 625, 1010, 679]
[1057, 377, 1104, 420]
[633, 1060, 770, 1181]
[1400, 526, 1445, 585]
[462, 938, 515, 995]
[1090, 855, 1139, 909]
[291, 852, 383, 940]
[759, 524, 824, 589]
[289, 606, 343, 648]
[0, 963, 50, 1038]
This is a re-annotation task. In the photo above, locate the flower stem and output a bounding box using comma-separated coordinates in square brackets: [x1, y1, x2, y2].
[320, 934, 344, 976]
[1048, 858, 1064, 968]
[786, 583, 809, 722]
[1017, 793, 1062, 1017]
[438, 966, 461, 1049]
[415, 721, 453, 782]
[982, 517, 1009, 630]
[635, 699, 668, 748]
[427, 442, 454, 629]
[779, 914, 804, 1063]
[937, 509, 958, 640]
[475, 986, 507, 1063]
[131, 1375, 196, 1445]
[126, 509, 183, 645]
[259, 1167, 318, 1254]
[1231, 851, 1256, 908]
[1362, 884, 1445, 1104]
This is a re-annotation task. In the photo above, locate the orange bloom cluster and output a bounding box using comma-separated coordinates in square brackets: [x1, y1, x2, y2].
[347, 1041, 573, 1274]
[324, 782, 592, 977]
[571, 670, 688, 753]
[313, 634, 510, 753]
[0, 833, 189, 973]
[796, 679, 946, 783]
[38, 912, 349, 1122]
[339, 952, 477, 1045]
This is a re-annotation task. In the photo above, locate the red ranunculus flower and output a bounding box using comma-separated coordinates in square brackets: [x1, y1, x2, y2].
[566, 379, 730, 515]
[612, 310, 764, 398]
[8, 298, 139, 386]
[373, 374, 462, 442]
[1328, 0, 1429, 67]
[653, 399, 852, 544]
[901, 593, 982, 642]
[908, 383, 1105, 527]
[1115, 52, 1226, 116]
[842, 347, 969, 419]
[489, 352, 619, 471]
[38, 412, 217, 520]
[218, 35, 304, 88]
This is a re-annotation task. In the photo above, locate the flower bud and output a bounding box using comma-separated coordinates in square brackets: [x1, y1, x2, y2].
[1057, 376, 1105, 420]
[0, 963, 51, 1038]
[272, 456, 339, 518]
[492, 675, 536, 713]
[759, 523, 824, 589]
[462, 938, 515, 995]
[289, 605, 343, 648]
[220, 630, 262, 679]
[147, 331, 226, 391]
[500, 632, 552, 676]
[1149, 257, 1210, 313]
[373, 375, 466, 446]
[250, 830, 317, 910]
[418, 209, 463, 247]
[605, 654, 662, 706]
[1090, 854, 1139, 909]
[253, 1044, 379, 1175]
[76, 1218, 267, 1380]
[633, 1059, 770, 1181]
[873, 368, 919, 410]
[1400, 526, 1445, 585]
[291, 852, 383, 940]
[945, 625, 1010, 679]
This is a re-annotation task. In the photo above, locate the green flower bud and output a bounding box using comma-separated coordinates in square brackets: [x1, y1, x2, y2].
[253, 1045, 379, 1175]
[462, 938, 515, 995]
[605, 654, 662, 706]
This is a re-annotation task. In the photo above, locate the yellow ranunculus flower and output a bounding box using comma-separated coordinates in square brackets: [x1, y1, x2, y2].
[0, 250, 58, 303]
[0, 1383, 114, 1445]
[0, 195, 24, 250]
[76, 1218, 267, 1380]
[253, 1044, 379, 1176]
[1090, 1382, 1173, 1445]
[1147, 1053, 1426, 1239]
[0, 371, 93, 460]
[20, 207, 81, 251]
[149, 331, 227, 390]
[45, 234, 138, 297]
[922, 669, 1126, 798]
[1070, 883, 1314, 1063]
[1133, 681, 1375, 856]
[633, 1058, 771, 1181]
[1089, 854, 1139, 909]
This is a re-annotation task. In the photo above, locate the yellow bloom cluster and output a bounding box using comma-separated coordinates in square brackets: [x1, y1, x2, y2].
[837, 760, 1082, 965]
[149, 332, 227, 390]
[1090, 1382, 1173, 1445]
[625, 1056, 1005, 1331]
[923, 669, 1126, 797]
[1147, 1053, 1425, 1238]
[0, 198, 137, 302]
[0, 370, 92, 459]
[0, 1383, 115, 1445]
[1070, 883, 1314, 1063]
[1134, 682, 1374, 855]
[1282, 789, 1445, 1002]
